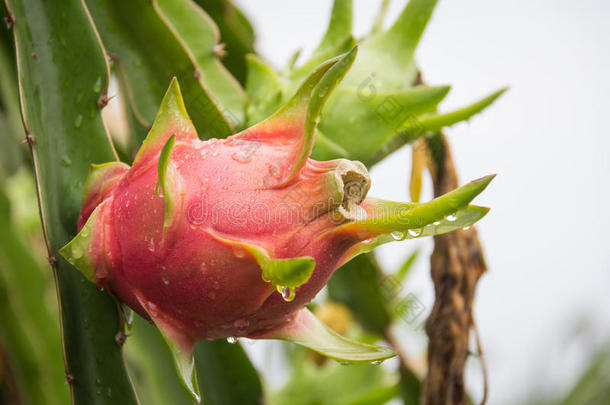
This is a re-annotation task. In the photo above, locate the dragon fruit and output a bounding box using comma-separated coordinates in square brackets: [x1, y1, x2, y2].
[60, 48, 493, 401]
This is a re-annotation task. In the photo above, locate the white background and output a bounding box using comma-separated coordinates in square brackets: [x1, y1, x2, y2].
[233, 1, 610, 403]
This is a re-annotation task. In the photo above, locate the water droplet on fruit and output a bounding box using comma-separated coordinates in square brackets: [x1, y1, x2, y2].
[463, 225, 471, 230]
[226, 336, 238, 344]
[200, 262, 207, 271]
[371, 360, 383, 365]
[232, 246, 246, 258]
[162, 277, 169, 285]
[407, 228, 422, 237]
[445, 212, 457, 222]
[95, 378, 102, 386]
[278, 286, 295, 302]
[74, 114, 83, 128]
[338, 361, 351, 366]
[391, 231, 404, 240]
[231, 152, 252, 163]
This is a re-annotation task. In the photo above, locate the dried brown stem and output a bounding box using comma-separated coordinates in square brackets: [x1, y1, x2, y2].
[421, 134, 488, 405]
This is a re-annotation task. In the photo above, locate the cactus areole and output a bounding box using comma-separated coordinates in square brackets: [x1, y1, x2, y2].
[60, 49, 493, 401]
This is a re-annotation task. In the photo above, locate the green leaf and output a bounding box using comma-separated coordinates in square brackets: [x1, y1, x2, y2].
[373, 88, 507, 163]
[159, 327, 201, 403]
[416, 87, 508, 132]
[195, 340, 264, 405]
[156, 134, 178, 236]
[154, 0, 247, 128]
[245, 54, 283, 125]
[310, 0, 353, 63]
[261, 308, 395, 363]
[269, 358, 398, 405]
[315, 85, 450, 163]
[133, 77, 198, 166]
[370, 0, 391, 35]
[211, 235, 315, 297]
[287, 0, 355, 87]
[327, 254, 392, 335]
[59, 202, 104, 283]
[343, 174, 494, 236]
[0, 189, 69, 405]
[341, 0, 439, 90]
[6, 0, 139, 402]
[192, 0, 255, 85]
[124, 316, 194, 405]
[396, 250, 419, 284]
[85, 0, 233, 141]
[240, 48, 357, 186]
[0, 29, 22, 177]
[134, 293, 200, 403]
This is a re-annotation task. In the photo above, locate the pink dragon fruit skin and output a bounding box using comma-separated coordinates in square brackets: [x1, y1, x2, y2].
[60, 49, 493, 400]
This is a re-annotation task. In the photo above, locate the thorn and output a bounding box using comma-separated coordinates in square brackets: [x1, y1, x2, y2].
[193, 69, 201, 79]
[4, 13, 15, 29]
[97, 93, 114, 109]
[65, 373, 75, 384]
[22, 133, 34, 145]
[31, 52, 37, 59]
[213, 43, 227, 59]
[48, 255, 57, 267]
[114, 330, 129, 347]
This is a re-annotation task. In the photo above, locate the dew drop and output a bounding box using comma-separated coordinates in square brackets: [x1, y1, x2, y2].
[445, 212, 457, 222]
[162, 277, 169, 285]
[200, 262, 207, 271]
[338, 361, 351, 366]
[226, 336, 238, 344]
[232, 245, 246, 259]
[371, 360, 383, 365]
[74, 114, 83, 128]
[463, 225, 471, 230]
[95, 378, 102, 386]
[407, 228, 422, 237]
[80, 227, 90, 238]
[231, 152, 252, 163]
[278, 286, 295, 302]
[390, 231, 404, 240]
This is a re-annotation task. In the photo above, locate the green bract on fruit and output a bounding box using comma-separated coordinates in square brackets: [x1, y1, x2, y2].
[60, 48, 493, 402]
